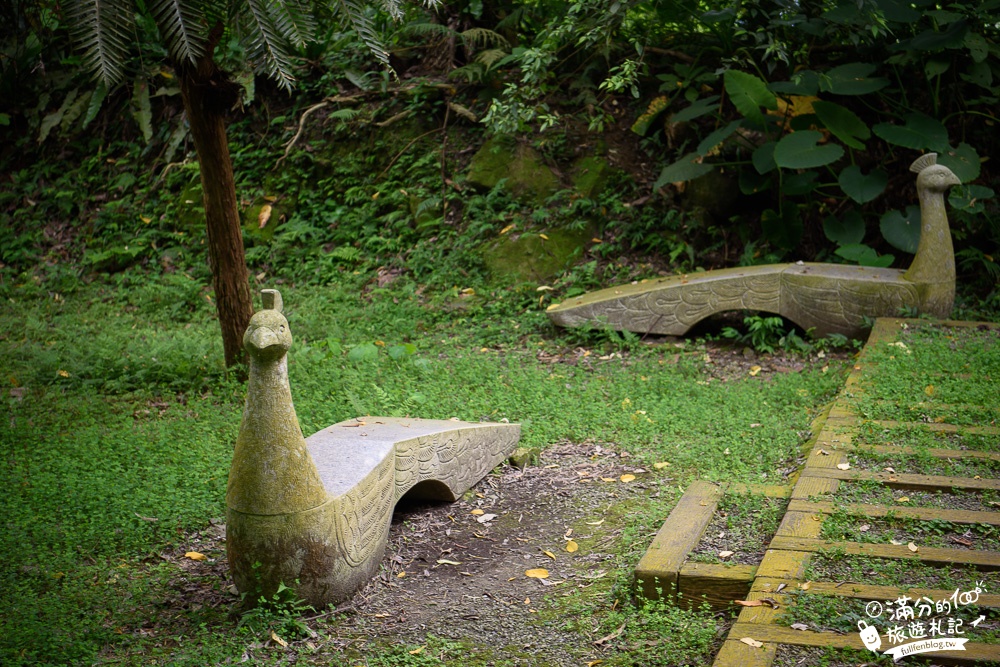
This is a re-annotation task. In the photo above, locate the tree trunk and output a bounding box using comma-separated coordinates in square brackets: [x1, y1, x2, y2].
[178, 51, 253, 368]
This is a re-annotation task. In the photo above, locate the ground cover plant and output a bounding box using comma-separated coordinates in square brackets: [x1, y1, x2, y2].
[0, 277, 847, 665]
[688, 491, 788, 566]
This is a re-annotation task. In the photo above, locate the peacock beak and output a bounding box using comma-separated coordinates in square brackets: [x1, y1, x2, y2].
[248, 326, 279, 352]
[947, 173, 962, 187]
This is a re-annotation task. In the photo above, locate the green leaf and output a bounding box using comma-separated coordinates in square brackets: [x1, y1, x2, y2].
[347, 342, 379, 362]
[724, 70, 776, 124]
[653, 153, 713, 188]
[965, 32, 989, 63]
[836, 243, 894, 267]
[773, 131, 844, 169]
[739, 169, 771, 195]
[819, 63, 889, 95]
[696, 120, 741, 156]
[61, 90, 91, 133]
[670, 95, 720, 123]
[0, 113, 9, 126]
[631, 96, 670, 135]
[752, 141, 777, 175]
[769, 71, 819, 96]
[908, 20, 968, 52]
[937, 143, 981, 182]
[872, 113, 949, 152]
[670, 96, 720, 123]
[949, 184, 995, 213]
[131, 76, 152, 144]
[39, 88, 78, 143]
[823, 211, 865, 245]
[813, 100, 870, 150]
[877, 0, 920, 22]
[880, 206, 921, 254]
[82, 81, 108, 129]
[838, 165, 888, 204]
[761, 205, 802, 250]
[783, 171, 819, 196]
[387, 343, 417, 360]
[924, 57, 950, 79]
[961, 61, 993, 89]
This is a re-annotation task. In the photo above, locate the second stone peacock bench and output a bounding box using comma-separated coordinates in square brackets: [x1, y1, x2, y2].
[226, 289, 520, 607]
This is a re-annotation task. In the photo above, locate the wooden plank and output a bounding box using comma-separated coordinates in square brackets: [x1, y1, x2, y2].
[774, 510, 825, 540]
[788, 500, 1000, 526]
[872, 420, 1000, 436]
[635, 480, 724, 600]
[789, 476, 838, 500]
[677, 562, 756, 610]
[711, 639, 776, 667]
[756, 549, 811, 581]
[836, 443, 1000, 462]
[800, 467, 1000, 492]
[752, 576, 1000, 607]
[804, 446, 848, 469]
[727, 622, 1000, 661]
[768, 536, 1000, 569]
[727, 483, 792, 498]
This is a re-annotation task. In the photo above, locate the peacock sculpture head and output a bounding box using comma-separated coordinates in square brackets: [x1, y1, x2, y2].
[911, 153, 961, 193]
[243, 289, 292, 362]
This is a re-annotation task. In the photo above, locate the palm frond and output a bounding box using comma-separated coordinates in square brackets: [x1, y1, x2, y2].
[70, 0, 133, 88]
[273, 0, 317, 49]
[148, 0, 206, 66]
[243, 0, 299, 90]
[461, 27, 508, 50]
[331, 0, 389, 67]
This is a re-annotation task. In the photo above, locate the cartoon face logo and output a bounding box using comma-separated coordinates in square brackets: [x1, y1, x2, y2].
[858, 620, 882, 652]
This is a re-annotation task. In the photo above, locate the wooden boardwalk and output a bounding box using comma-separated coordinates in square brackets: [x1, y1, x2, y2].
[708, 319, 1000, 665]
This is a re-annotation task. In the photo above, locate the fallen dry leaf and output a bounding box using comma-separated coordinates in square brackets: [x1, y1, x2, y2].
[471, 509, 485, 515]
[271, 631, 287, 647]
[543, 550, 556, 560]
[594, 622, 626, 646]
[565, 540, 579, 553]
[908, 542, 919, 552]
[749, 365, 762, 377]
[184, 551, 207, 561]
[817, 449, 830, 456]
[859, 524, 871, 532]
[790, 623, 809, 631]
[740, 637, 763, 648]
[653, 461, 670, 470]
[409, 646, 425, 655]
[799, 581, 811, 590]
[525, 568, 549, 579]
[951, 536, 974, 547]
[476, 513, 497, 523]
[897, 496, 910, 503]
[734, 599, 763, 607]
[437, 559, 462, 566]
[884, 466, 896, 473]
[258, 204, 272, 228]
[836, 462, 851, 470]
[619, 474, 636, 483]
[718, 550, 734, 559]
[586, 519, 604, 526]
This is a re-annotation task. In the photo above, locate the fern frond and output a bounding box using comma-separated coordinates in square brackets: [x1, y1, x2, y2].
[331, 0, 389, 67]
[447, 63, 484, 83]
[372, 0, 403, 22]
[400, 21, 455, 39]
[495, 6, 528, 32]
[148, 0, 206, 66]
[70, 0, 133, 88]
[474, 48, 506, 68]
[461, 27, 508, 50]
[242, 0, 299, 90]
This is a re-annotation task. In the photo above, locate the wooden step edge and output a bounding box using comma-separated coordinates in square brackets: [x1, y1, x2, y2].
[788, 500, 1000, 526]
[725, 622, 1000, 662]
[800, 467, 1000, 492]
[870, 419, 1000, 436]
[752, 577, 1000, 607]
[768, 536, 1000, 569]
[635, 480, 724, 600]
[819, 442, 1000, 462]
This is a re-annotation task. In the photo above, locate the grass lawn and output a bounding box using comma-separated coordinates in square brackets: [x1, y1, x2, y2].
[1, 274, 849, 665]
